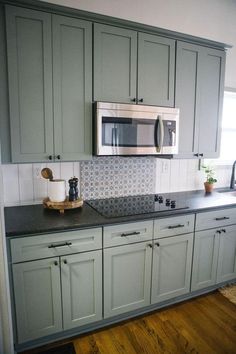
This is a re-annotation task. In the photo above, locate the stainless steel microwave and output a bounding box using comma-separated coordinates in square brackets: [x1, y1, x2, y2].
[94, 102, 179, 156]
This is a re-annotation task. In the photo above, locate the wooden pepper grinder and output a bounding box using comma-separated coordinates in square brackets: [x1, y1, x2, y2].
[73, 177, 79, 200]
[68, 178, 76, 201]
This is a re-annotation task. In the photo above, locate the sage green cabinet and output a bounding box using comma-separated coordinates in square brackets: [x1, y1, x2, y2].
[52, 15, 92, 161]
[151, 233, 193, 303]
[94, 23, 175, 106]
[11, 228, 103, 343]
[103, 242, 152, 318]
[217, 225, 236, 283]
[175, 41, 225, 158]
[138, 33, 175, 106]
[93, 24, 137, 104]
[61, 251, 102, 330]
[6, 6, 92, 162]
[12, 257, 62, 343]
[6, 6, 54, 162]
[12, 251, 102, 343]
[191, 230, 220, 291]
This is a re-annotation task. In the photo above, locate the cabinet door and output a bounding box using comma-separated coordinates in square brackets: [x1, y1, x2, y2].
[6, 5, 54, 162]
[197, 47, 225, 158]
[175, 41, 225, 159]
[12, 258, 62, 343]
[61, 250, 102, 330]
[191, 230, 220, 291]
[94, 23, 137, 103]
[138, 33, 175, 107]
[217, 225, 236, 283]
[151, 234, 193, 303]
[104, 242, 152, 318]
[175, 42, 200, 158]
[53, 15, 92, 160]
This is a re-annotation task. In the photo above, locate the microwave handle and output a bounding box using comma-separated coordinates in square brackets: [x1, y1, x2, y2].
[155, 115, 164, 152]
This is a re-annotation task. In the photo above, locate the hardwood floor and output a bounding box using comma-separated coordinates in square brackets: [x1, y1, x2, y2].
[22, 291, 236, 354]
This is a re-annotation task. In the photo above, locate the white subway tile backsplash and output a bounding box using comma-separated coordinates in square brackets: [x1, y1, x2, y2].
[60, 162, 74, 195]
[2, 164, 20, 205]
[18, 164, 34, 203]
[32, 163, 47, 202]
[1, 158, 233, 206]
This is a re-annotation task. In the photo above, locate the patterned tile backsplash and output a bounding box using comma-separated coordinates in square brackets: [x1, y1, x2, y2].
[1, 158, 232, 206]
[80, 157, 156, 200]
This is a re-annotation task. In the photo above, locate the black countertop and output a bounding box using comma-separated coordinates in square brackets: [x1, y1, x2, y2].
[4, 190, 236, 237]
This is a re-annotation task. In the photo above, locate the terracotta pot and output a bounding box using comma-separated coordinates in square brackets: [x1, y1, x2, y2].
[204, 182, 214, 193]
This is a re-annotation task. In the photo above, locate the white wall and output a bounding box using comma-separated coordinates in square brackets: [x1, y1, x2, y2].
[39, 0, 236, 88]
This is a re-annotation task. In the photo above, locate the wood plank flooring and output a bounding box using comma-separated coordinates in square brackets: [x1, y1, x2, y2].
[22, 291, 236, 354]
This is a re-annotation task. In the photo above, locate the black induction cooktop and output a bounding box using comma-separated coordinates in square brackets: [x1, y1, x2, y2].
[86, 193, 189, 218]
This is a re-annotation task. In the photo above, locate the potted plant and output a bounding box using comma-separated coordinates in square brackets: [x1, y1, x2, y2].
[202, 165, 217, 193]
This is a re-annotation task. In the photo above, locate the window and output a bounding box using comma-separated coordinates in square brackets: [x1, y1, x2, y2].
[218, 89, 236, 164]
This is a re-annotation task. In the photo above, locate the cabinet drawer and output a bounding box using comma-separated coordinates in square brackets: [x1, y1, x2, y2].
[154, 214, 195, 239]
[10, 228, 102, 263]
[195, 208, 236, 231]
[104, 221, 153, 247]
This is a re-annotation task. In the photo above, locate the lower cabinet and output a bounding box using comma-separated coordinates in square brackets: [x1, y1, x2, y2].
[103, 241, 152, 318]
[13, 257, 63, 343]
[61, 251, 102, 330]
[192, 224, 236, 291]
[104, 233, 194, 318]
[191, 229, 220, 291]
[151, 234, 193, 303]
[13, 250, 102, 343]
[217, 225, 236, 283]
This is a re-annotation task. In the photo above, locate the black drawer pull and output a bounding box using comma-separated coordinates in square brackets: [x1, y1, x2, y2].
[168, 224, 185, 229]
[48, 242, 72, 248]
[121, 231, 141, 237]
[215, 217, 230, 221]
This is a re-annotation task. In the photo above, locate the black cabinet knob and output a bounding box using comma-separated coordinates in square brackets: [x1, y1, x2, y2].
[54, 261, 58, 266]
[199, 153, 204, 157]
[57, 155, 61, 160]
[138, 98, 144, 103]
[63, 259, 67, 264]
[155, 242, 160, 247]
[130, 98, 136, 102]
[48, 155, 53, 160]
[194, 153, 199, 157]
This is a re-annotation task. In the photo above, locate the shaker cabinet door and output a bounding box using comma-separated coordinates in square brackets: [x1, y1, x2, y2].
[175, 41, 225, 159]
[175, 42, 200, 157]
[61, 250, 102, 330]
[94, 23, 137, 104]
[6, 5, 54, 162]
[197, 47, 225, 158]
[12, 258, 62, 343]
[151, 234, 193, 303]
[217, 225, 236, 283]
[52, 15, 92, 160]
[138, 33, 175, 107]
[191, 230, 220, 291]
[104, 242, 152, 318]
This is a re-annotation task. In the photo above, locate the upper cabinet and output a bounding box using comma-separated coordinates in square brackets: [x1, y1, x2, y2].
[2, 4, 227, 163]
[175, 41, 225, 159]
[93, 23, 175, 107]
[138, 33, 175, 107]
[6, 6, 53, 163]
[5, 6, 92, 163]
